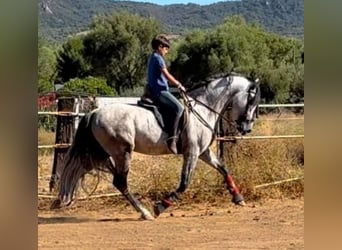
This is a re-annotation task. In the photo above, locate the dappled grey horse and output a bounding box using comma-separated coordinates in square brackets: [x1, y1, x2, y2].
[51, 74, 260, 220]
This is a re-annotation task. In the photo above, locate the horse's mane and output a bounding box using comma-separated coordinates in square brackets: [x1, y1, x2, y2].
[187, 71, 256, 93]
[187, 72, 247, 99]
[186, 72, 226, 97]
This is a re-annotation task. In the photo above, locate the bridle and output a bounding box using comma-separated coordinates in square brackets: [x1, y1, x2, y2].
[179, 79, 234, 134]
[241, 80, 260, 121]
[180, 78, 260, 134]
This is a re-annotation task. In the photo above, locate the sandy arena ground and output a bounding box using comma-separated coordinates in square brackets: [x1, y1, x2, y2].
[38, 197, 304, 249]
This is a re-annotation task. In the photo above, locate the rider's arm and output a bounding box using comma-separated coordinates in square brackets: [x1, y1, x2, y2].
[161, 67, 181, 87]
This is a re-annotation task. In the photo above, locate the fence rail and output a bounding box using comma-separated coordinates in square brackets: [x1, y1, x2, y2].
[258, 103, 304, 108]
[38, 143, 71, 149]
[38, 111, 85, 116]
[38, 103, 304, 116]
[216, 135, 304, 141]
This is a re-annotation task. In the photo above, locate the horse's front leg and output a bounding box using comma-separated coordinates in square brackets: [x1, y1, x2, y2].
[154, 153, 199, 217]
[199, 148, 246, 206]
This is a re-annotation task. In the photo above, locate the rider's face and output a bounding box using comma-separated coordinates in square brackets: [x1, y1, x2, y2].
[158, 45, 169, 57]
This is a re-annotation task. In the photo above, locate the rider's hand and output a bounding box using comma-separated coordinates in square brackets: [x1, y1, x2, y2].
[178, 84, 186, 92]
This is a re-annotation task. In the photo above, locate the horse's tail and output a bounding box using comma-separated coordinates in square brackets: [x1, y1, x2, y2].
[54, 111, 108, 207]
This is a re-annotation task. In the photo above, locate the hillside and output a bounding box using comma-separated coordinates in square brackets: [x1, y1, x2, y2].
[38, 0, 304, 43]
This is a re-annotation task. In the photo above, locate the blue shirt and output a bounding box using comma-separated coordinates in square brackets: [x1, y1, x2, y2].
[147, 52, 169, 96]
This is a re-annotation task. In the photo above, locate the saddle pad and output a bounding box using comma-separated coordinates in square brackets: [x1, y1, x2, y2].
[137, 100, 165, 128]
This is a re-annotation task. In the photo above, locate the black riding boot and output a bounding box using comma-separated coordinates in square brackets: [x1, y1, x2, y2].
[167, 115, 181, 154]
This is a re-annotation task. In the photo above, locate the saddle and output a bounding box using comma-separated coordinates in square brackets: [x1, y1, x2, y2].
[137, 86, 189, 138]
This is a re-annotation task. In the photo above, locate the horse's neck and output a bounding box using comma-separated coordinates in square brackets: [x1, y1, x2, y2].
[191, 80, 232, 122]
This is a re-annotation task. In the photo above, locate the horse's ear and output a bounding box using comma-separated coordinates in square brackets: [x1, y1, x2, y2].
[254, 78, 260, 86]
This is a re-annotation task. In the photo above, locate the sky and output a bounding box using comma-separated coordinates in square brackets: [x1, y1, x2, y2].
[123, 0, 239, 6]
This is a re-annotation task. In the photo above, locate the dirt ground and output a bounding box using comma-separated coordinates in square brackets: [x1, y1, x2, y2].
[38, 197, 304, 249]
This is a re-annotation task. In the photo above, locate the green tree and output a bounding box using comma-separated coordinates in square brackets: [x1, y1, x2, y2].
[82, 12, 160, 94]
[55, 36, 91, 85]
[38, 35, 57, 93]
[170, 16, 304, 103]
[58, 76, 117, 96]
[288, 64, 304, 103]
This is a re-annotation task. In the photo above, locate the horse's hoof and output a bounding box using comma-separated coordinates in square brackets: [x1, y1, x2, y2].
[141, 213, 155, 221]
[153, 204, 161, 217]
[153, 202, 168, 217]
[140, 208, 155, 221]
[232, 193, 245, 205]
[237, 200, 246, 206]
[50, 198, 62, 210]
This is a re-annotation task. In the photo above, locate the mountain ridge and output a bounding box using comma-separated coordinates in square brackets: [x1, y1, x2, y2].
[39, 0, 304, 43]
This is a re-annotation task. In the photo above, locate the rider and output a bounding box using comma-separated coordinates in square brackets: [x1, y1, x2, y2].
[147, 34, 186, 154]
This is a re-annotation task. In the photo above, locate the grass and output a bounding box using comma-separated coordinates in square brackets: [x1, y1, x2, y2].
[38, 128, 55, 145]
[38, 113, 304, 207]
[38, 128, 55, 156]
[222, 139, 304, 201]
[226, 113, 304, 200]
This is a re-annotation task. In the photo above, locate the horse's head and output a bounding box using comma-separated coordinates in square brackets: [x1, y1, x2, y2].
[186, 73, 261, 136]
[229, 78, 261, 135]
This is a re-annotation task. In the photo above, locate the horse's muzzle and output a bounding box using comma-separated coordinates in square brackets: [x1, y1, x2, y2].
[238, 122, 253, 135]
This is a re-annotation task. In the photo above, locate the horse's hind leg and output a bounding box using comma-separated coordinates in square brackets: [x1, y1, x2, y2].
[109, 146, 154, 220]
[199, 148, 246, 206]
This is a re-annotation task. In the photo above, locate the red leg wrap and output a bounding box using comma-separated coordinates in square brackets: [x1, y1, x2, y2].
[162, 198, 172, 207]
[227, 175, 240, 195]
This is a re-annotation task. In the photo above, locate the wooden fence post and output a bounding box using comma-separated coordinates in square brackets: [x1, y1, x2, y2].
[217, 118, 225, 159]
[49, 96, 78, 192]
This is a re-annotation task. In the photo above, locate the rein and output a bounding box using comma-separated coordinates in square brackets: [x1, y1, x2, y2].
[180, 90, 233, 134]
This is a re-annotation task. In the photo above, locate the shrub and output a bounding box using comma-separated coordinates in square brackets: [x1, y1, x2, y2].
[58, 76, 117, 96]
[38, 92, 58, 131]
